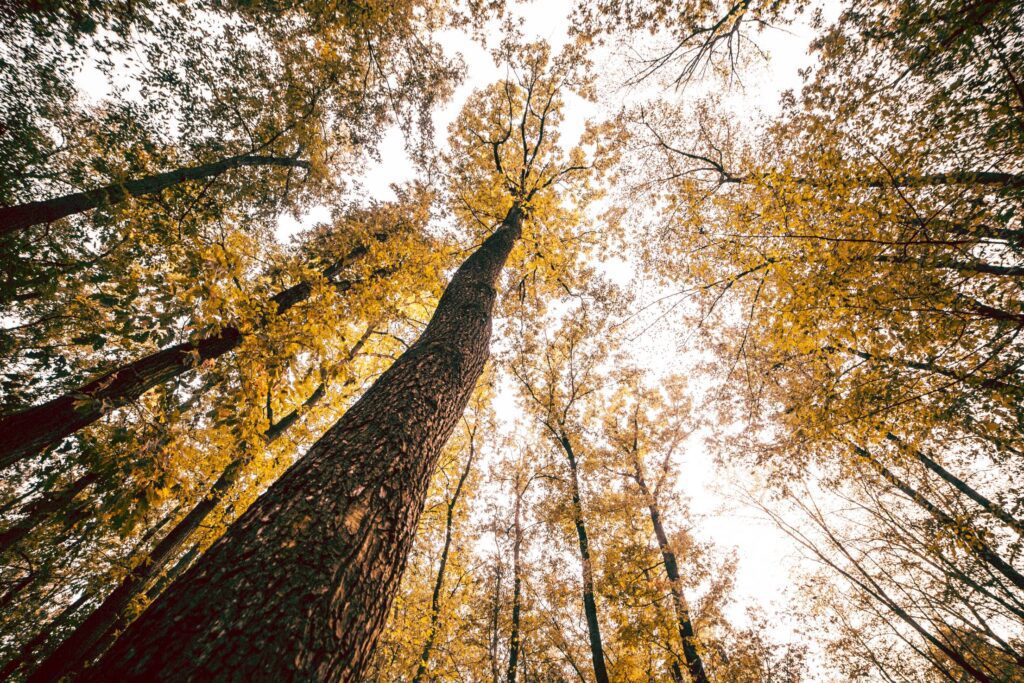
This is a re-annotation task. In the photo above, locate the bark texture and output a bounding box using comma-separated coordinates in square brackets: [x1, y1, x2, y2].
[632, 460, 708, 683]
[557, 432, 610, 683]
[0, 154, 309, 236]
[30, 330, 370, 681]
[85, 206, 523, 681]
[0, 242, 374, 470]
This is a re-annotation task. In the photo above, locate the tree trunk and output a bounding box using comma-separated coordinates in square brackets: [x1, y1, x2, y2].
[557, 431, 610, 683]
[412, 441, 477, 683]
[852, 443, 1024, 591]
[489, 561, 504, 683]
[885, 433, 1024, 537]
[0, 241, 375, 470]
[0, 154, 310, 237]
[506, 486, 523, 683]
[84, 205, 523, 681]
[631, 459, 709, 683]
[0, 471, 98, 554]
[0, 592, 91, 680]
[29, 329, 370, 681]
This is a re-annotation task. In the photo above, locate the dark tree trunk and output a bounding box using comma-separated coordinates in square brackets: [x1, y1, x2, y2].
[0, 242, 375, 470]
[29, 330, 369, 681]
[412, 441, 477, 683]
[632, 460, 709, 683]
[506, 486, 523, 683]
[852, 443, 1024, 591]
[0, 592, 91, 680]
[0, 471, 98, 554]
[885, 433, 1024, 537]
[557, 432, 610, 683]
[84, 205, 523, 681]
[0, 154, 310, 237]
[489, 562, 504, 683]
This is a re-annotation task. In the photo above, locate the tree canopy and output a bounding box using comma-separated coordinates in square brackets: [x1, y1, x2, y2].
[0, 1, 1021, 681]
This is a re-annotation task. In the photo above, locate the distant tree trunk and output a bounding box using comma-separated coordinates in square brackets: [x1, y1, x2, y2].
[631, 458, 709, 683]
[0, 471, 98, 554]
[412, 440, 477, 683]
[488, 561, 504, 683]
[0, 241, 376, 470]
[852, 443, 1024, 591]
[0, 591, 91, 680]
[0, 154, 310, 237]
[506, 484, 524, 683]
[885, 433, 1024, 537]
[29, 329, 371, 682]
[85, 205, 523, 681]
[556, 431, 610, 683]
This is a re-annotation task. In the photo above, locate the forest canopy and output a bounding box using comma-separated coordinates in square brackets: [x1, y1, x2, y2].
[0, 0, 1022, 681]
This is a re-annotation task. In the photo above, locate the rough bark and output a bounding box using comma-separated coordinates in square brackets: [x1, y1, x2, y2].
[631, 459, 709, 683]
[0, 242, 375, 470]
[29, 330, 370, 682]
[506, 485, 524, 683]
[85, 205, 523, 681]
[412, 440, 477, 683]
[852, 443, 1024, 592]
[557, 432, 610, 683]
[0, 154, 310, 237]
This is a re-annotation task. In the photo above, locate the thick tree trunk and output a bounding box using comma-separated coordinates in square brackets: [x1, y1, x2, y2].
[84, 205, 523, 681]
[632, 460, 709, 683]
[412, 442, 476, 683]
[852, 443, 1024, 591]
[506, 488, 523, 683]
[0, 242, 375, 470]
[0, 154, 310, 237]
[29, 330, 370, 682]
[557, 432, 610, 683]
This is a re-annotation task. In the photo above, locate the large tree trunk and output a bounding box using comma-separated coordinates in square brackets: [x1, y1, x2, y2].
[631, 459, 709, 683]
[0, 242, 375, 470]
[557, 432, 610, 683]
[84, 205, 523, 681]
[29, 329, 371, 682]
[412, 441, 476, 683]
[506, 485, 524, 683]
[0, 154, 309, 237]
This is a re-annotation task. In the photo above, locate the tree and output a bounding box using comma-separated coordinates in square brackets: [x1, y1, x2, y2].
[601, 373, 710, 683]
[81, 37, 601, 680]
[511, 302, 618, 683]
[0, 198, 419, 469]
